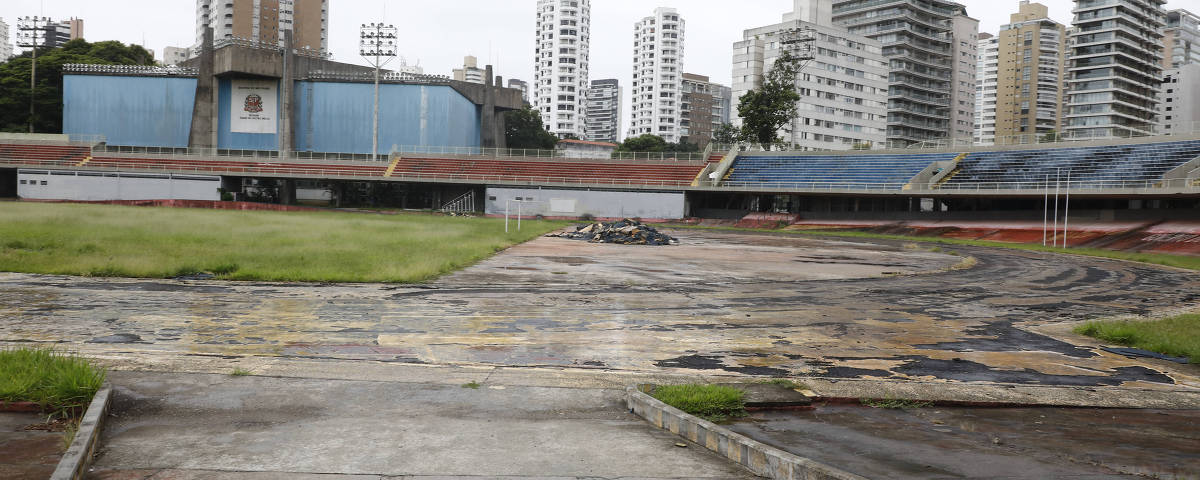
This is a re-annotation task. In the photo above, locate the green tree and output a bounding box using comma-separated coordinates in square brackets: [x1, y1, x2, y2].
[712, 123, 740, 146]
[615, 134, 669, 152]
[504, 106, 559, 150]
[737, 50, 803, 150]
[0, 39, 154, 133]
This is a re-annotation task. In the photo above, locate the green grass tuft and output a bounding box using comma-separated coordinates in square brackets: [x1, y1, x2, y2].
[652, 384, 747, 422]
[860, 397, 933, 409]
[0, 347, 106, 415]
[230, 368, 253, 377]
[1076, 313, 1199, 363]
[0, 203, 567, 283]
[757, 378, 808, 390]
[462, 381, 481, 389]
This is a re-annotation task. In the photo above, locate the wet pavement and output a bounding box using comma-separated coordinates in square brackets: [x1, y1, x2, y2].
[726, 405, 1200, 479]
[1, 229, 1198, 390]
[0, 412, 64, 479]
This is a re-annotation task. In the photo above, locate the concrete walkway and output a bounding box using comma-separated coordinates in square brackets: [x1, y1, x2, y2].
[87, 371, 757, 479]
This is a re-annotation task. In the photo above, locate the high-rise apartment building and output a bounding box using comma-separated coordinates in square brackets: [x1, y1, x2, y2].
[975, 33, 999, 144]
[453, 56, 485, 84]
[680, 74, 731, 148]
[195, 0, 327, 54]
[533, 0, 591, 139]
[990, 1, 1067, 144]
[832, 0, 975, 146]
[163, 46, 191, 66]
[39, 18, 83, 48]
[1063, 0, 1166, 139]
[0, 19, 12, 62]
[508, 79, 530, 103]
[584, 79, 621, 143]
[733, 0, 888, 150]
[1161, 63, 1200, 135]
[1163, 9, 1200, 69]
[950, 15, 979, 142]
[629, 7, 685, 142]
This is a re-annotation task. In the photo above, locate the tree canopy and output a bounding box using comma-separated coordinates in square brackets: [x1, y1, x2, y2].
[0, 39, 155, 133]
[736, 50, 803, 150]
[504, 106, 559, 150]
[615, 134, 698, 154]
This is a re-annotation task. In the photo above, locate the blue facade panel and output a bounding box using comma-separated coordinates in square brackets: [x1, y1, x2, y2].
[63, 75, 197, 147]
[217, 78, 280, 151]
[294, 82, 481, 155]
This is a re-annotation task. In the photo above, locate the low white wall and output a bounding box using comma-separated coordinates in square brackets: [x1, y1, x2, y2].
[18, 169, 220, 201]
[485, 187, 686, 219]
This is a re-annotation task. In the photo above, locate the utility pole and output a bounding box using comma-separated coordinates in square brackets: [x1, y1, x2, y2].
[17, 16, 52, 134]
[359, 23, 397, 161]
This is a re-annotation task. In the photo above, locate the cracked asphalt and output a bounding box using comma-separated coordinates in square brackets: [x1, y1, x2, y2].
[1, 229, 1198, 391]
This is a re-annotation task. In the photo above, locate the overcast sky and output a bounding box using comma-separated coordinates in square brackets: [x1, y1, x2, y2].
[1, 0, 1187, 134]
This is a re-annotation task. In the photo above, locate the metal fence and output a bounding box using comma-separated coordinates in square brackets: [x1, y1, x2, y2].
[90, 144, 711, 164]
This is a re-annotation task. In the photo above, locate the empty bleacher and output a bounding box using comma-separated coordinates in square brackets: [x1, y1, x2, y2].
[724, 152, 958, 190]
[0, 143, 91, 167]
[389, 156, 703, 187]
[941, 140, 1200, 189]
[84, 156, 388, 178]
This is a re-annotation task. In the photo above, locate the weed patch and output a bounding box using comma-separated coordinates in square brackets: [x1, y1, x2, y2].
[462, 381, 481, 389]
[652, 384, 747, 422]
[0, 347, 106, 416]
[1076, 313, 1198, 363]
[860, 397, 933, 409]
[230, 368, 252, 377]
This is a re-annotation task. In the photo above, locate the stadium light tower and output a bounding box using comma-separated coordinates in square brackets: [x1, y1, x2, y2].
[359, 23, 398, 161]
[16, 16, 52, 134]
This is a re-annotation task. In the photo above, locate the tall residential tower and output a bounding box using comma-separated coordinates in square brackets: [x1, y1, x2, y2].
[533, 0, 591, 139]
[832, 0, 977, 146]
[992, 1, 1067, 144]
[628, 7, 685, 142]
[1063, 0, 1166, 138]
[195, 0, 328, 54]
[0, 19, 12, 62]
[733, 0, 888, 150]
[585, 79, 622, 143]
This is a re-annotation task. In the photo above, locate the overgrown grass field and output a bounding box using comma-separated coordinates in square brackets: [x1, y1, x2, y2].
[0, 203, 564, 283]
[1076, 313, 1199, 363]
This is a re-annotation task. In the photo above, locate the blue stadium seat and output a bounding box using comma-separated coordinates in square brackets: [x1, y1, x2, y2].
[724, 153, 954, 190]
[942, 140, 1200, 189]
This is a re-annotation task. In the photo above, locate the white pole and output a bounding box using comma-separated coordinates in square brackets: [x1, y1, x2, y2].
[372, 60, 380, 161]
[1042, 174, 1049, 246]
[1063, 170, 1071, 249]
[1052, 169, 1060, 247]
[505, 201, 509, 233]
[517, 201, 522, 231]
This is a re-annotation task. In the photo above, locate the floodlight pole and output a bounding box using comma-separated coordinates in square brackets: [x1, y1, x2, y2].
[1042, 174, 1049, 246]
[17, 16, 51, 134]
[1062, 170, 1071, 249]
[360, 23, 397, 161]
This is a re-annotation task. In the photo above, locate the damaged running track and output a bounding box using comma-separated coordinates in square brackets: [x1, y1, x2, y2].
[0, 230, 1197, 389]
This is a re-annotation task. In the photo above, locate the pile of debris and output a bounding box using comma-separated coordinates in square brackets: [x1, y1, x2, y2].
[547, 219, 678, 246]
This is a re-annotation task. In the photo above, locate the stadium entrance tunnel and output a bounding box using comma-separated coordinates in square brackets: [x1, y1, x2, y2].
[221, 176, 485, 210]
[0, 168, 15, 198]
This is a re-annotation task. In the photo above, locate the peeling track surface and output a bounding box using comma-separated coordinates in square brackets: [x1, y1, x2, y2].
[1, 231, 1198, 389]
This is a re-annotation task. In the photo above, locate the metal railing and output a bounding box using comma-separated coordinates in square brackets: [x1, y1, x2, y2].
[90, 144, 711, 164]
[720, 178, 1200, 192]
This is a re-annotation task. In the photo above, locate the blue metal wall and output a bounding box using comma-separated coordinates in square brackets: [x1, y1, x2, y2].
[63, 75, 197, 147]
[217, 78, 280, 151]
[294, 82, 481, 154]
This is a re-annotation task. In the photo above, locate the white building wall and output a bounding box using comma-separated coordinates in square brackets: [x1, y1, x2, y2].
[533, 0, 591, 139]
[950, 15, 980, 143]
[629, 7, 685, 143]
[1162, 64, 1200, 136]
[975, 34, 999, 145]
[163, 47, 190, 66]
[18, 170, 221, 201]
[485, 187, 685, 220]
[0, 19, 12, 62]
[732, 11, 888, 150]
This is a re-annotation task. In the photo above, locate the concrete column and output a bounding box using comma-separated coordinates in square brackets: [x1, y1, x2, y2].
[279, 31, 293, 158]
[188, 27, 216, 150]
[480, 65, 499, 148]
[278, 179, 297, 205]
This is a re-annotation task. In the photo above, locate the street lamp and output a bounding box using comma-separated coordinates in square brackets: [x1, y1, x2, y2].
[359, 22, 398, 161]
[16, 16, 52, 134]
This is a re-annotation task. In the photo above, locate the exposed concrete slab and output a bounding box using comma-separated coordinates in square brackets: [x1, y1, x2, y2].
[87, 372, 757, 479]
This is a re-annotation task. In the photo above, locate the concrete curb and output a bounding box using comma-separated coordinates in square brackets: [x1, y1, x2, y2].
[626, 386, 866, 480]
[50, 384, 112, 480]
